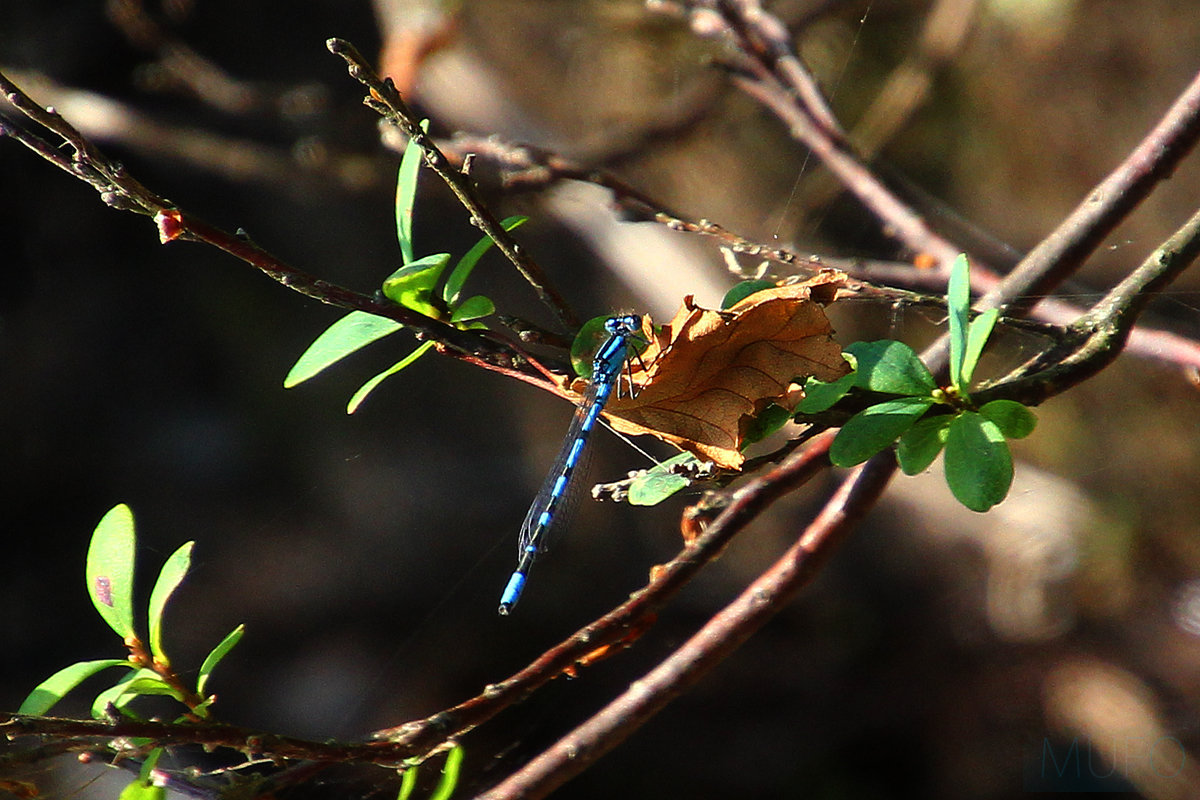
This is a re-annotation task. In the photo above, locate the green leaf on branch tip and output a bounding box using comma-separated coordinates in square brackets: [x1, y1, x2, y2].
[147, 541, 193, 668]
[197, 624, 245, 696]
[797, 354, 857, 413]
[346, 340, 436, 414]
[87, 504, 137, 640]
[829, 396, 935, 467]
[429, 744, 465, 800]
[628, 452, 696, 506]
[979, 399, 1037, 439]
[944, 411, 1012, 512]
[896, 414, 954, 475]
[19, 659, 135, 715]
[947, 253, 971, 392]
[962, 308, 1000, 387]
[743, 403, 793, 446]
[449, 295, 495, 323]
[395, 120, 430, 266]
[92, 668, 175, 718]
[442, 215, 527, 305]
[285, 311, 404, 388]
[721, 279, 776, 309]
[382, 253, 452, 318]
[119, 749, 167, 800]
[844, 340, 937, 396]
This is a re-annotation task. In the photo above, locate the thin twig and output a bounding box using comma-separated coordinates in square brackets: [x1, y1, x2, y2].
[325, 38, 579, 331]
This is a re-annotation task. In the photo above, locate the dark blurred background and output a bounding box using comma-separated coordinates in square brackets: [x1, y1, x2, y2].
[3, 1, 1200, 798]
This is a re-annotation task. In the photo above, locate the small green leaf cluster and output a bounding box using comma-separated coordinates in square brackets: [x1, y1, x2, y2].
[799, 255, 1037, 511]
[284, 122, 525, 412]
[19, 505, 244, 798]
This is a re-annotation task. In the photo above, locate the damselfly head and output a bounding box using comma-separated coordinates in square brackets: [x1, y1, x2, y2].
[605, 314, 642, 336]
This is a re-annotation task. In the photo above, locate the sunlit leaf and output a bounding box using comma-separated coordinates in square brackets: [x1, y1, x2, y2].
[118, 748, 167, 800]
[92, 668, 165, 718]
[147, 541, 193, 668]
[829, 396, 934, 467]
[429, 745, 465, 800]
[19, 659, 134, 715]
[346, 341, 436, 414]
[395, 121, 430, 265]
[197, 624, 245, 696]
[285, 311, 403, 388]
[797, 354, 857, 413]
[628, 452, 696, 506]
[449, 294, 495, 323]
[86, 504, 137, 640]
[381, 253, 452, 318]
[604, 273, 851, 469]
[979, 398, 1037, 439]
[947, 253, 971, 392]
[962, 308, 1000, 386]
[844, 340, 937, 396]
[721, 279, 775, 309]
[442, 215, 527, 305]
[944, 411, 1012, 511]
[398, 764, 420, 800]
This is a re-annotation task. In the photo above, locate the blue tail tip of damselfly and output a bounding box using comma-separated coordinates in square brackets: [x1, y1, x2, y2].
[498, 571, 527, 616]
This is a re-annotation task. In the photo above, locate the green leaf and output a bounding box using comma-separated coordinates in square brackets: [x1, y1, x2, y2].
[896, 414, 954, 475]
[570, 316, 617, 380]
[92, 668, 168, 718]
[443, 215, 527, 305]
[285, 311, 404, 388]
[118, 777, 167, 800]
[962, 308, 999, 386]
[197, 624, 245, 696]
[721, 279, 776, 309]
[382, 253, 452, 318]
[743, 403, 793, 446]
[118, 748, 167, 800]
[397, 764, 420, 800]
[19, 659, 135, 715]
[829, 396, 935, 467]
[797, 359, 857, 413]
[346, 341, 437, 414]
[87, 504, 137, 640]
[845, 340, 937, 396]
[449, 294, 495, 323]
[944, 411, 1012, 512]
[628, 453, 696, 506]
[396, 121, 430, 265]
[979, 399, 1037, 439]
[947, 253, 971, 392]
[429, 744, 465, 800]
[147, 541, 193, 668]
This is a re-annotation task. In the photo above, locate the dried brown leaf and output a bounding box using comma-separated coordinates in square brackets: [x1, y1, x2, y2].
[575, 271, 850, 469]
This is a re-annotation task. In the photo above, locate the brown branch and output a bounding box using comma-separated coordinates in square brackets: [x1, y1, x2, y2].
[477, 454, 898, 800]
[0, 69, 524, 368]
[0, 713, 414, 768]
